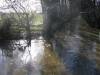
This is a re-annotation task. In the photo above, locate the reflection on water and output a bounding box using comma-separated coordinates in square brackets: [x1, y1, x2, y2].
[0, 35, 98, 75]
[0, 37, 44, 75]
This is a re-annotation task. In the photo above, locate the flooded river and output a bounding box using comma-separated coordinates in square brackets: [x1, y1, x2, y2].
[0, 0, 100, 75]
[0, 34, 98, 75]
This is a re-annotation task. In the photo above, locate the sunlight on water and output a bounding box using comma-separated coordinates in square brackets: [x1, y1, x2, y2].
[21, 39, 44, 64]
[0, 38, 45, 75]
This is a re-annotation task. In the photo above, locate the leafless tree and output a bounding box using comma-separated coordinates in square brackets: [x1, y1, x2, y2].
[0, 0, 32, 46]
[0, 0, 34, 58]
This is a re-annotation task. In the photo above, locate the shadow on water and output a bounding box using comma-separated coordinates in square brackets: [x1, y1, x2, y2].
[51, 33, 96, 75]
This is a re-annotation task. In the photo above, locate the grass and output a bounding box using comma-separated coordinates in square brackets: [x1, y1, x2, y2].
[33, 13, 43, 25]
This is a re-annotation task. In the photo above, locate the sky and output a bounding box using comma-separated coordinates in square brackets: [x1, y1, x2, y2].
[0, 0, 42, 13]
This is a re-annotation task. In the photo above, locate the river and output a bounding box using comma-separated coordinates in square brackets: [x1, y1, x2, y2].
[0, 33, 99, 75]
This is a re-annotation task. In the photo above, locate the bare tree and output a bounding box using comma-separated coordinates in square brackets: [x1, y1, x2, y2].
[0, 0, 34, 57]
[0, 0, 32, 46]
